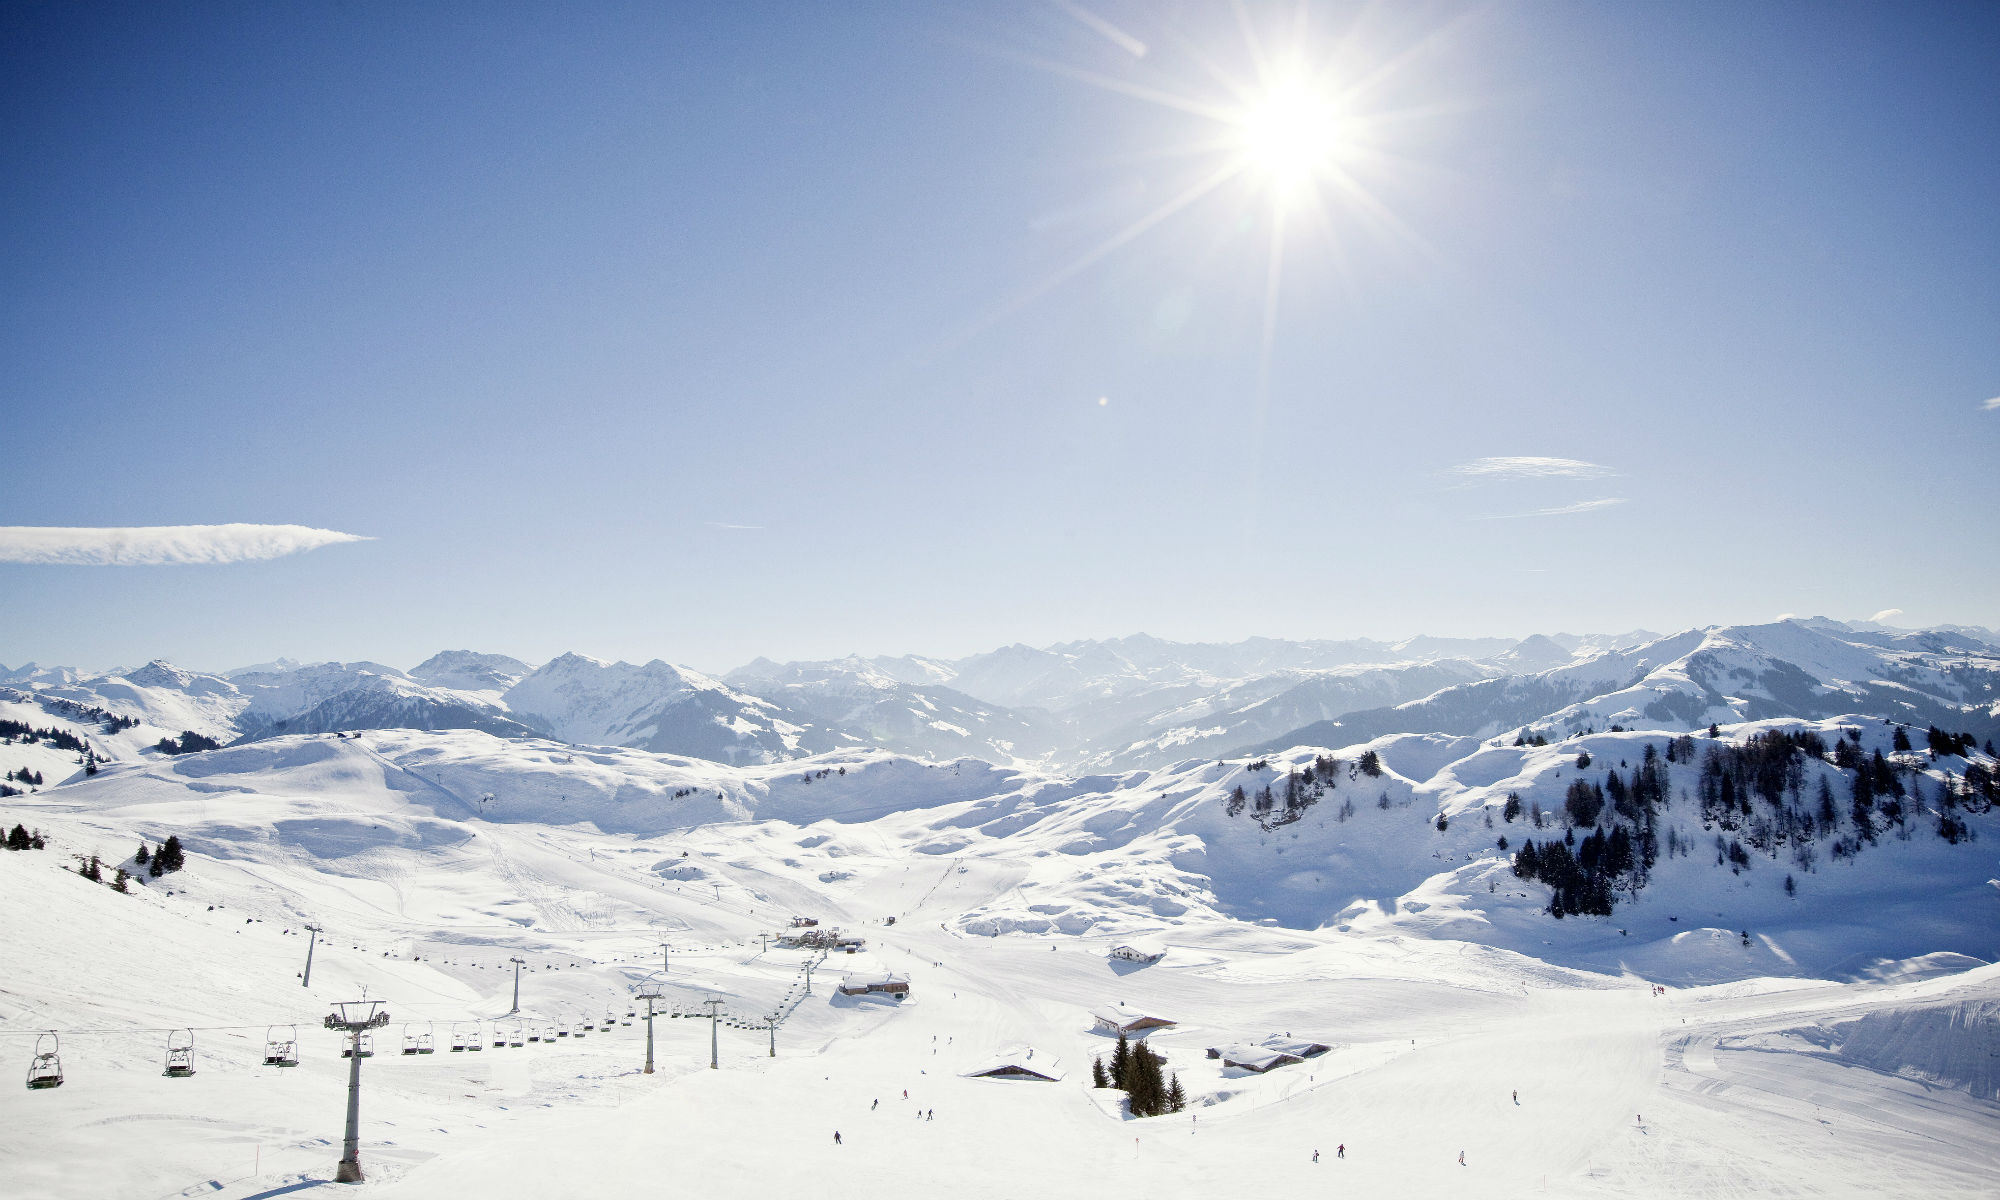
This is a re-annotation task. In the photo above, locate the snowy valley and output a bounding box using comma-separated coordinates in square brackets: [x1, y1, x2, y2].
[2, 622, 1996, 1198]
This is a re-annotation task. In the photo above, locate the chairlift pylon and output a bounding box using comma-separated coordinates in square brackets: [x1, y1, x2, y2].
[26, 1032, 63, 1090]
[264, 1025, 300, 1068]
[163, 1028, 197, 1077]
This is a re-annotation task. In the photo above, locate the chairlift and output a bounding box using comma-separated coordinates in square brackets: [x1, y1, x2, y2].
[26, 1032, 63, 1090]
[264, 1025, 300, 1068]
[508, 1020, 525, 1048]
[402, 1023, 435, 1055]
[342, 1031, 375, 1059]
[163, 1028, 197, 1077]
[452, 1021, 480, 1052]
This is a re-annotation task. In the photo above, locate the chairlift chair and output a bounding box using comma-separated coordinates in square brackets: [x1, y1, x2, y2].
[263, 1025, 300, 1068]
[26, 1032, 63, 1090]
[509, 1020, 525, 1048]
[402, 1023, 434, 1055]
[341, 1031, 375, 1059]
[163, 1028, 197, 1077]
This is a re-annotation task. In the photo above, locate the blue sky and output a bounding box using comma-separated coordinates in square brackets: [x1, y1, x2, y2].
[3, 0, 1995, 674]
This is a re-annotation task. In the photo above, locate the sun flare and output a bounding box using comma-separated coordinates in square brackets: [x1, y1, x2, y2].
[1234, 73, 1347, 199]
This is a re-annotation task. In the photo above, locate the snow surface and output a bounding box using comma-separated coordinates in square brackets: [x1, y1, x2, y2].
[2, 723, 1996, 1197]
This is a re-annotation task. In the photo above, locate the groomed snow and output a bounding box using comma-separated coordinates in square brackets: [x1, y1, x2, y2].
[1, 728, 1994, 1197]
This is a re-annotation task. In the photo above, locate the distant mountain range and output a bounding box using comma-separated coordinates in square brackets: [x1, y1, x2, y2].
[2, 619, 1995, 780]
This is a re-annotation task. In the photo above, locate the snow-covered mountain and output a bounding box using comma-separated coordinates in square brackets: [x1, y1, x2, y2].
[503, 652, 838, 765]
[4, 619, 1993, 780]
[1239, 620, 2000, 759]
[408, 650, 536, 696]
[724, 656, 1062, 765]
[230, 660, 538, 742]
[8, 653, 1998, 1200]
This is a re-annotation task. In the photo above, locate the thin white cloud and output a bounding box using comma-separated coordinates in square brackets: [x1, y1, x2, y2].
[1477, 497, 1628, 520]
[1446, 456, 1617, 484]
[704, 521, 764, 531]
[1870, 608, 1904, 623]
[0, 524, 370, 566]
[1983, 396, 1999, 411]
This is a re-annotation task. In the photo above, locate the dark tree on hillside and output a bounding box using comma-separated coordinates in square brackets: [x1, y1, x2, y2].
[1358, 750, 1383, 778]
[1092, 1056, 1108, 1088]
[7, 823, 31, 850]
[1892, 727, 1912, 753]
[1111, 1033, 1131, 1090]
[1502, 793, 1522, 823]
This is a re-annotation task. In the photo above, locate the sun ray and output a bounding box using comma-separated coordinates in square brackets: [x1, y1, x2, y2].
[907, 158, 1249, 371]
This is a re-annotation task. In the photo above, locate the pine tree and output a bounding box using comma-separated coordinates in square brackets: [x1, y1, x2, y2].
[1092, 1056, 1108, 1088]
[6, 823, 28, 851]
[135, 843, 150, 866]
[1166, 1073, 1186, 1113]
[1111, 1033, 1131, 1090]
[157, 835, 186, 873]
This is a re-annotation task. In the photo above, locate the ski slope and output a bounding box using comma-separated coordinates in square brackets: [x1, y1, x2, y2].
[1, 730, 1994, 1197]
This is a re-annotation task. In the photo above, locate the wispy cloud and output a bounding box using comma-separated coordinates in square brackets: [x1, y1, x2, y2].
[1445, 456, 1617, 484]
[0, 524, 370, 566]
[1870, 608, 1904, 623]
[703, 521, 764, 532]
[1477, 497, 1627, 520]
[1983, 396, 1999, 412]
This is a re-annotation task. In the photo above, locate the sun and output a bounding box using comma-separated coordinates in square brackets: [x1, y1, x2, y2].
[1233, 72, 1348, 202]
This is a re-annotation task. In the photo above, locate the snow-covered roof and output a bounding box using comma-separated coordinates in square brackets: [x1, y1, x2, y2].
[839, 972, 908, 989]
[1259, 1036, 1331, 1058]
[1091, 1003, 1175, 1030]
[962, 1046, 1064, 1082]
[1211, 1042, 1303, 1072]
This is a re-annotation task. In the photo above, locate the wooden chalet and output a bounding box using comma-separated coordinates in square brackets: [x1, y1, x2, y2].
[1090, 1004, 1178, 1035]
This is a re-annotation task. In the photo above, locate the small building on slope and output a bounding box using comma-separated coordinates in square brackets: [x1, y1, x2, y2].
[1107, 942, 1165, 964]
[836, 972, 910, 999]
[963, 1047, 1064, 1083]
[1091, 1004, 1178, 1036]
[1206, 1035, 1333, 1073]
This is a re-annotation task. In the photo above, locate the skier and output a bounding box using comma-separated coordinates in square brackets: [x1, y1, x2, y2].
[1313, 1150, 1320, 1163]
[1512, 1089, 1518, 1105]
[1459, 1151, 1466, 1166]
[927, 1109, 934, 1121]
[903, 1089, 908, 1099]
[1337, 1144, 1345, 1159]
[834, 1131, 842, 1145]
[872, 1099, 878, 1110]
